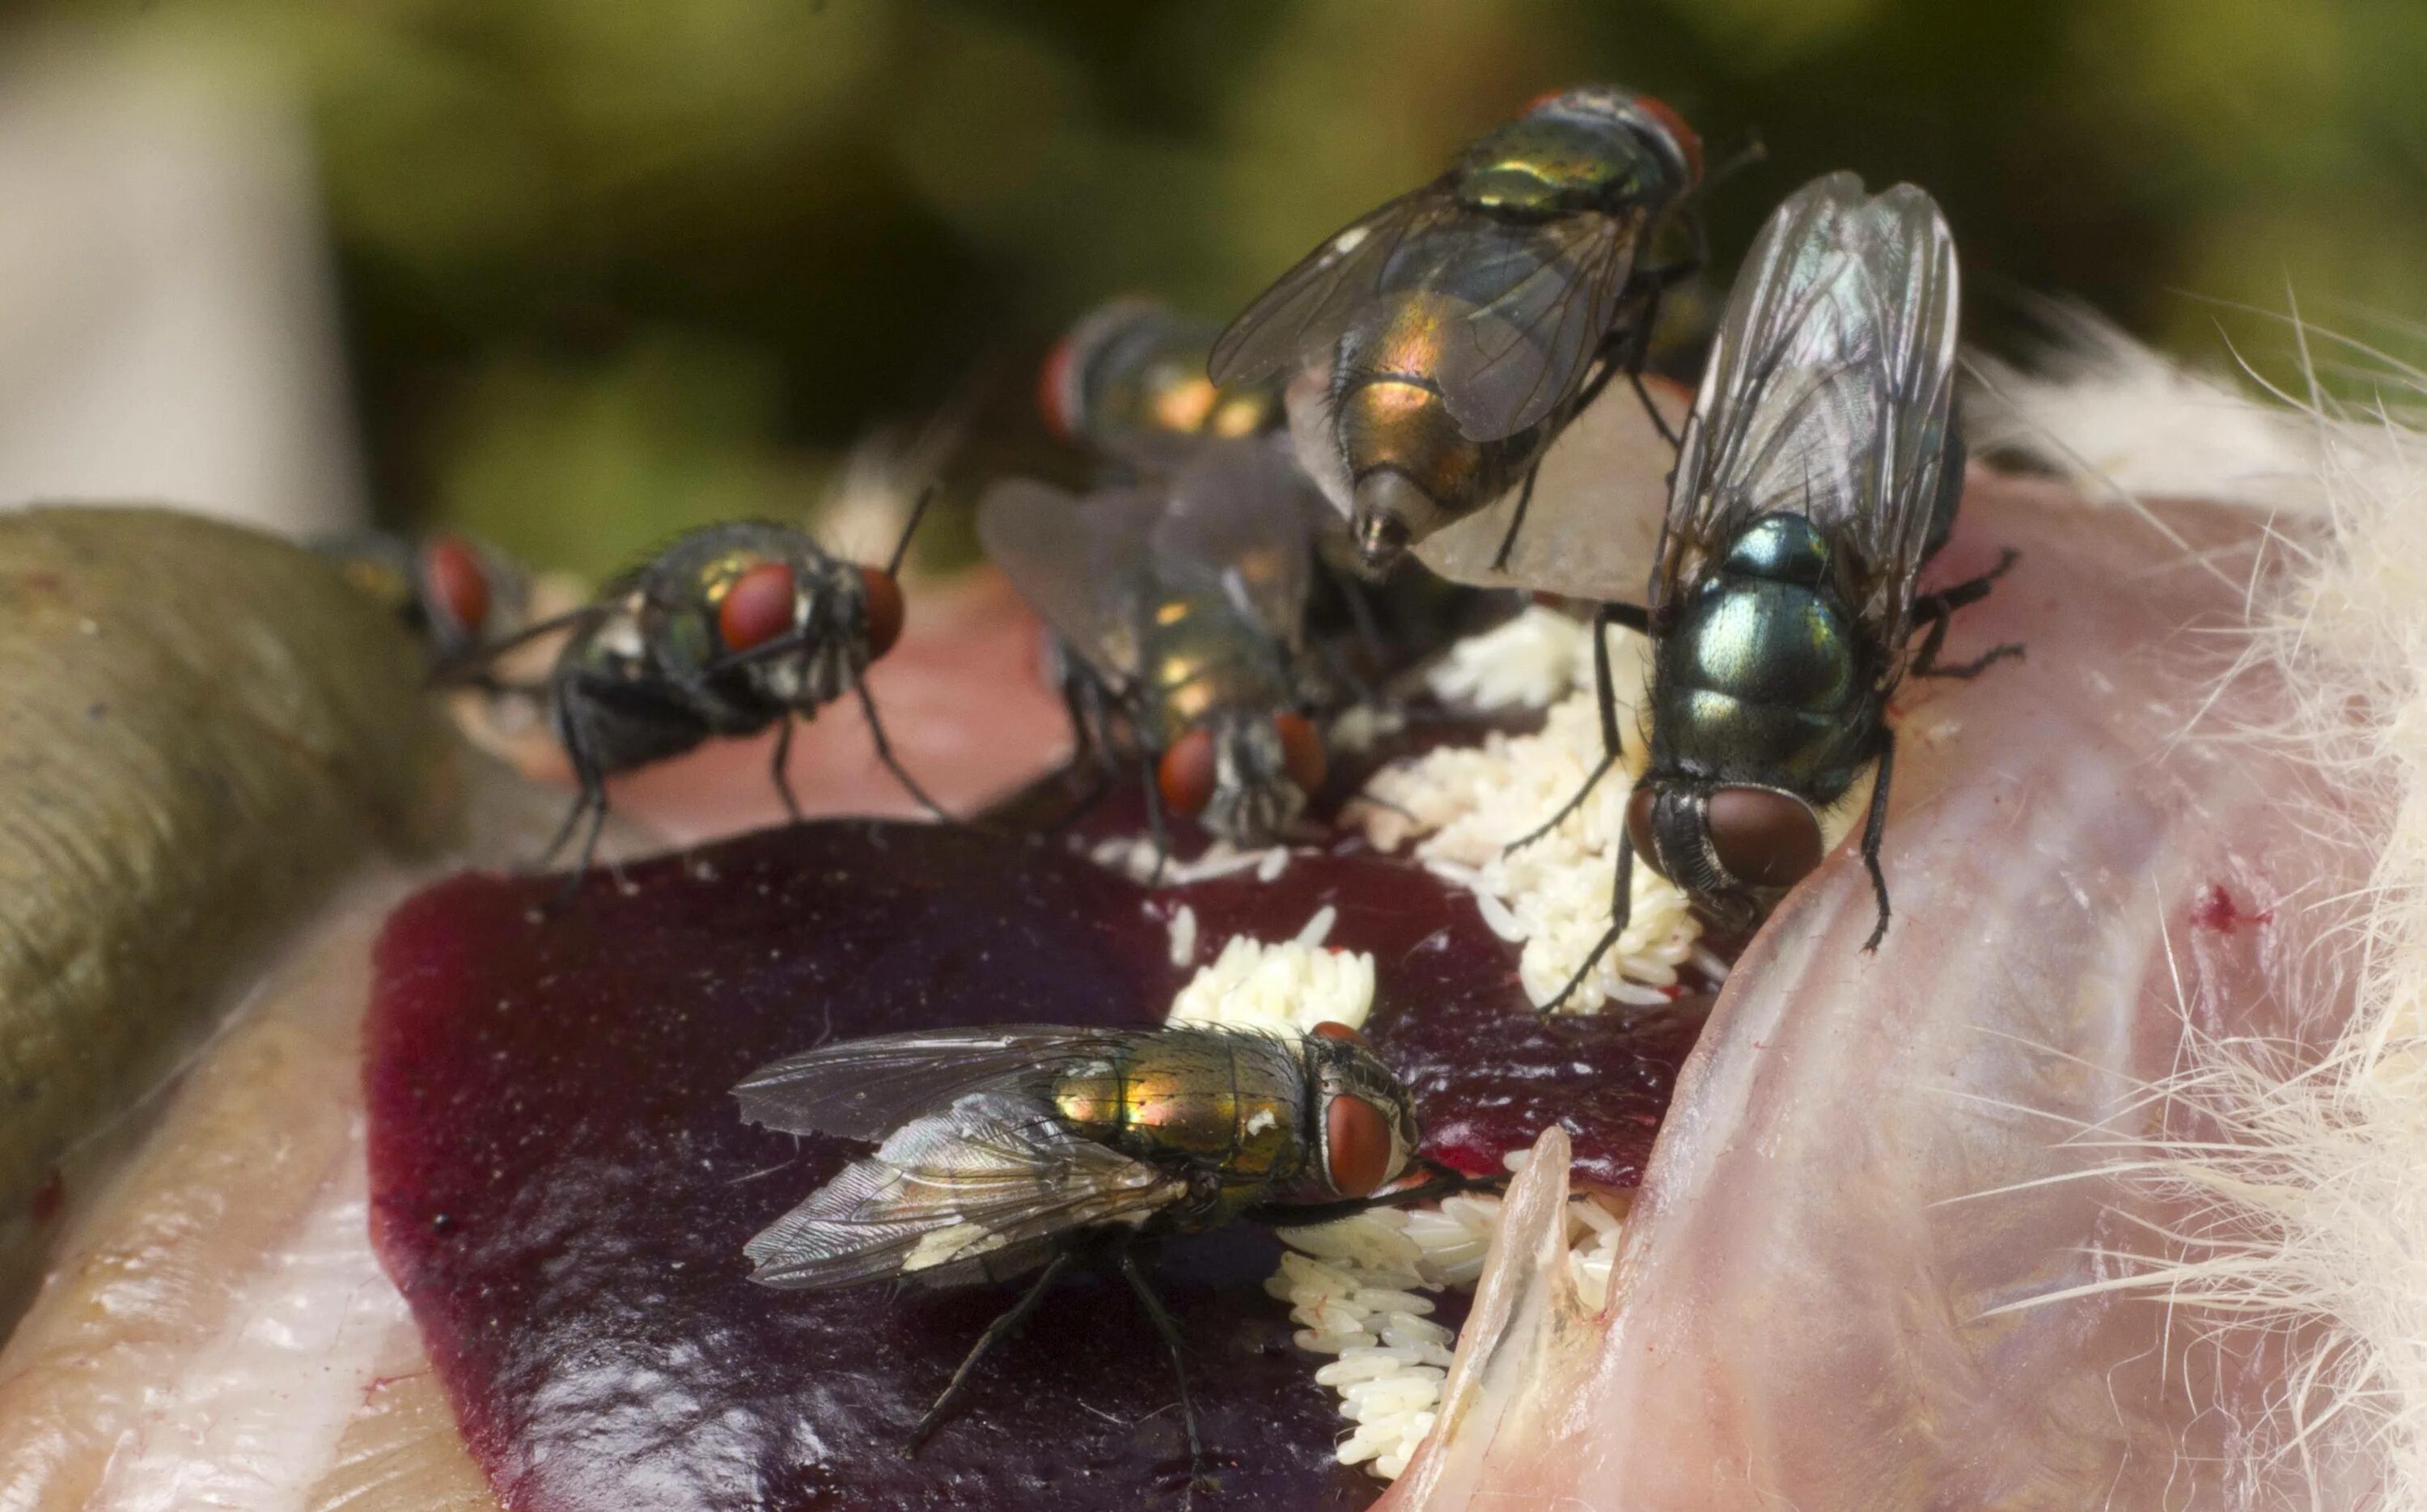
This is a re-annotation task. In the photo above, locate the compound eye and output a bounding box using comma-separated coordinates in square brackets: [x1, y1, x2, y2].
[1036, 333, 1080, 442]
[1324, 1093, 1393, 1199]
[718, 561, 797, 653]
[421, 535, 491, 635]
[1631, 92, 1704, 184]
[1309, 1020, 1364, 1045]
[1273, 711, 1327, 794]
[1707, 786, 1823, 887]
[858, 566, 904, 659]
[1625, 785, 1661, 872]
[1156, 727, 1218, 817]
[1522, 86, 1570, 113]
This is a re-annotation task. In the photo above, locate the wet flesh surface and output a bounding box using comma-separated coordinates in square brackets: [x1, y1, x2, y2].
[366, 820, 1698, 1510]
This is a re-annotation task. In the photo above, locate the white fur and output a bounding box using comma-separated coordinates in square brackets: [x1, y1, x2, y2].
[1980, 310, 2427, 1510]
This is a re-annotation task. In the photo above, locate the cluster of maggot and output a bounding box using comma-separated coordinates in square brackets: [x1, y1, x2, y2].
[1352, 606, 1706, 1014]
[1162, 906, 1628, 1481]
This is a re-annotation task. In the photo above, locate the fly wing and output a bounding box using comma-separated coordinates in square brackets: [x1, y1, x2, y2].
[976, 479, 1170, 684]
[1154, 438, 1322, 653]
[1428, 207, 1646, 442]
[743, 1089, 1186, 1290]
[1407, 372, 1688, 600]
[734, 1025, 1133, 1141]
[1654, 172, 1959, 637]
[1209, 184, 1468, 389]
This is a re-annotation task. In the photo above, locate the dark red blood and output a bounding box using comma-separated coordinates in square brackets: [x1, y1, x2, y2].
[2192, 882, 2272, 934]
[421, 536, 492, 636]
[368, 820, 1691, 1511]
[718, 561, 797, 652]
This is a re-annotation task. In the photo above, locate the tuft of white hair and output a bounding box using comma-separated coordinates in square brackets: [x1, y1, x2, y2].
[1980, 307, 2427, 1509]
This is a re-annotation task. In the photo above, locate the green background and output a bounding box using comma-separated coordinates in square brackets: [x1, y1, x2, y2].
[55, 0, 2427, 574]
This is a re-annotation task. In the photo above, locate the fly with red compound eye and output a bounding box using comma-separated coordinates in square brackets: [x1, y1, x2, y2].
[978, 438, 1337, 877]
[1209, 84, 1722, 575]
[1511, 173, 2023, 1006]
[731, 1018, 1485, 1490]
[317, 528, 530, 664]
[1039, 297, 1288, 481]
[445, 504, 947, 882]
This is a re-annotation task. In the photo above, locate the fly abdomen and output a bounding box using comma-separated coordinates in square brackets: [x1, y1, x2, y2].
[1332, 296, 1550, 562]
[1048, 1032, 1308, 1208]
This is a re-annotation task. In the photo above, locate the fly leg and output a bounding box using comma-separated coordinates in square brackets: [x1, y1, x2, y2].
[1141, 747, 1172, 886]
[1117, 1243, 1211, 1499]
[1909, 548, 2025, 678]
[1506, 602, 1649, 854]
[1244, 1159, 1506, 1227]
[1489, 464, 1541, 571]
[1857, 729, 1896, 952]
[1620, 283, 1679, 451]
[541, 699, 616, 903]
[856, 682, 956, 823]
[1540, 824, 1636, 1012]
[769, 714, 803, 822]
[904, 1248, 1076, 1458]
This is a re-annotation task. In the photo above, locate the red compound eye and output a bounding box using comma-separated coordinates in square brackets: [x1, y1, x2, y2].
[858, 567, 904, 659]
[1632, 92, 1704, 184]
[1273, 711, 1326, 794]
[421, 535, 491, 635]
[1310, 1020, 1364, 1044]
[1037, 333, 1080, 443]
[1707, 786, 1823, 888]
[1523, 86, 1571, 113]
[718, 562, 797, 653]
[1156, 728, 1218, 817]
[1324, 1094, 1393, 1199]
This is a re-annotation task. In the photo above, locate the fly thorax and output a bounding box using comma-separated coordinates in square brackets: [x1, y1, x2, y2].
[1673, 580, 1856, 705]
[1456, 112, 1634, 214]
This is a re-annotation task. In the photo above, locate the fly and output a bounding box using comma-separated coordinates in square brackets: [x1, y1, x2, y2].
[979, 439, 1334, 870]
[1521, 172, 2023, 1006]
[1209, 85, 1709, 573]
[319, 529, 527, 664]
[447, 507, 946, 880]
[734, 1019, 1475, 1489]
[1042, 298, 1286, 478]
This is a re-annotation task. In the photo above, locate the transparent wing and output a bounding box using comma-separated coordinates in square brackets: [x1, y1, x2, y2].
[976, 479, 1167, 683]
[1154, 438, 1323, 651]
[734, 1025, 1133, 1142]
[1655, 172, 1959, 637]
[1428, 208, 1646, 442]
[1209, 185, 1468, 389]
[743, 1090, 1185, 1290]
[1409, 373, 1687, 600]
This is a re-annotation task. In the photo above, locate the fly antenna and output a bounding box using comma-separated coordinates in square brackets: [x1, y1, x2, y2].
[887, 483, 938, 578]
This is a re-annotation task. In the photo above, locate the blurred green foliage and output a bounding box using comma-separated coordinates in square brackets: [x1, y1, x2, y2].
[55, 0, 2427, 574]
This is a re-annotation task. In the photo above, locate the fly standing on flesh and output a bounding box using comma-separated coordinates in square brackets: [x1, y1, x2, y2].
[1208, 85, 1708, 574]
[734, 1019, 1478, 1490]
[1521, 172, 2023, 1007]
[1042, 298, 1287, 477]
[978, 438, 1333, 872]
[444, 506, 947, 881]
